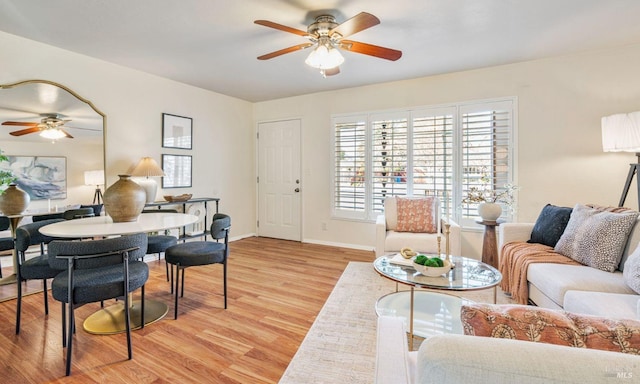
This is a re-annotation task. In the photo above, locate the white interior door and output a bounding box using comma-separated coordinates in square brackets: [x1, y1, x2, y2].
[257, 119, 301, 241]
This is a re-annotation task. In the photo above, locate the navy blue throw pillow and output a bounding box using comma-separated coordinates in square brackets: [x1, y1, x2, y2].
[527, 204, 573, 247]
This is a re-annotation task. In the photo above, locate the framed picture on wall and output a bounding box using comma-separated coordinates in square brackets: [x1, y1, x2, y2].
[0, 155, 67, 199]
[162, 113, 192, 150]
[162, 154, 192, 188]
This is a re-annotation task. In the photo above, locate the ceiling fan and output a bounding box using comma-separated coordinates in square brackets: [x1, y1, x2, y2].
[2, 113, 73, 140]
[255, 12, 402, 77]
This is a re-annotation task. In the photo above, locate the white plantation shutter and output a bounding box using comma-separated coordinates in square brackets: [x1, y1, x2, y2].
[371, 114, 408, 213]
[411, 108, 455, 217]
[460, 100, 514, 226]
[331, 98, 516, 226]
[333, 116, 367, 219]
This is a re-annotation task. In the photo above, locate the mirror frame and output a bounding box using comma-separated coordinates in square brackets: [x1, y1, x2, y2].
[0, 79, 107, 187]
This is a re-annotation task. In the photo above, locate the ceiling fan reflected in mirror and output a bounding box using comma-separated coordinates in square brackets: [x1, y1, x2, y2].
[255, 12, 402, 77]
[2, 113, 74, 141]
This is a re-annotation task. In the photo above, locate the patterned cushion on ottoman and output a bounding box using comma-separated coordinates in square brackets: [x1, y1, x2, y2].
[461, 303, 640, 354]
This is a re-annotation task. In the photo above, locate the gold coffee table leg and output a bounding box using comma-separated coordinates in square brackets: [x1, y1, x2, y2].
[83, 299, 168, 335]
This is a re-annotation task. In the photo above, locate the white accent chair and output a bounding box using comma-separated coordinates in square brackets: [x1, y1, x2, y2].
[375, 197, 461, 257]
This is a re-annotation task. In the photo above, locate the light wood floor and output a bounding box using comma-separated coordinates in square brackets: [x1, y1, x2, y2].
[0, 237, 374, 383]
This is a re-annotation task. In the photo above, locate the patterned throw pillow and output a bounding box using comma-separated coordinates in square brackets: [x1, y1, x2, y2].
[395, 196, 437, 233]
[461, 303, 640, 354]
[527, 204, 573, 247]
[624, 244, 640, 294]
[554, 204, 639, 272]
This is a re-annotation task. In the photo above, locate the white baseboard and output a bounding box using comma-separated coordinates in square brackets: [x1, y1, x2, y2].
[302, 238, 375, 252]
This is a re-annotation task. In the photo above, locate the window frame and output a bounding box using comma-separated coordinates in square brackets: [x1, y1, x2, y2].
[331, 97, 518, 228]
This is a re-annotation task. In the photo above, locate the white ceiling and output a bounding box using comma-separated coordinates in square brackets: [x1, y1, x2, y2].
[1, 0, 640, 102]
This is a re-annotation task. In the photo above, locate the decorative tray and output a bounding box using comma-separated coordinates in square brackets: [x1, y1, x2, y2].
[163, 194, 193, 202]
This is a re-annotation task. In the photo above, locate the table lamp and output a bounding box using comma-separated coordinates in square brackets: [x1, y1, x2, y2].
[602, 111, 640, 207]
[131, 157, 165, 203]
[84, 169, 105, 204]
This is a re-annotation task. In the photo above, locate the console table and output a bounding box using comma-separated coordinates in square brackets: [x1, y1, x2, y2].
[144, 197, 219, 239]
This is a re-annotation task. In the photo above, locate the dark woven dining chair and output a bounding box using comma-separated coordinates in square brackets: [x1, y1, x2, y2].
[142, 209, 178, 281]
[62, 207, 95, 220]
[14, 218, 66, 334]
[165, 213, 230, 319]
[0, 216, 14, 278]
[48, 233, 149, 376]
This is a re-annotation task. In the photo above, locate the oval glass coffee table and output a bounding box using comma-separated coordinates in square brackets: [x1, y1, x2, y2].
[373, 255, 502, 349]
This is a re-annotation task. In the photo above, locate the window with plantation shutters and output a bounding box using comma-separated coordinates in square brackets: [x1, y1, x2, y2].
[331, 98, 516, 227]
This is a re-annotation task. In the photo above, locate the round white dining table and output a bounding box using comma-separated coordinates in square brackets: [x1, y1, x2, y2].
[39, 212, 198, 334]
[39, 212, 198, 238]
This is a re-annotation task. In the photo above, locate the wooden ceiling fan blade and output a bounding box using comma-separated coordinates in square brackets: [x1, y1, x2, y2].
[60, 129, 74, 139]
[330, 12, 380, 38]
[257, 43, 313, 60]
[325, 67, 340, 76]
[254, 20, 309, 37]
[10, 127, 41, 136]
[2, 121, 39, 127]
[340, 40, 402, 61]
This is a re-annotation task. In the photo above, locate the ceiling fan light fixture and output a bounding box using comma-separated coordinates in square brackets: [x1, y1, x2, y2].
[305, 44, 344, 70]
[40, 128, 66, 140]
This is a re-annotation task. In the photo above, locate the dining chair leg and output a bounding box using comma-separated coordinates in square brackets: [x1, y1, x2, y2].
[43, 279, 49, 315]
[174, 264, 181, 319]
[15, 278, 22, 335]
[165, 259, 169, 282]
[223, 261, 228, 309]
[140, 285, 145, 329]
[180, 268, 186, 298]
[61, 302, 66, 347]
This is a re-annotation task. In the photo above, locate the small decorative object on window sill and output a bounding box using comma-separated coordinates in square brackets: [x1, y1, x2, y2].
[103, 175, 146, 222]
[0, 183, 30, 215]
[462, 169, 518, 221]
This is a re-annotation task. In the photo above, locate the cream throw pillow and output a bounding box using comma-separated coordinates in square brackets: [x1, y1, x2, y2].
[554, 204, 638, 272]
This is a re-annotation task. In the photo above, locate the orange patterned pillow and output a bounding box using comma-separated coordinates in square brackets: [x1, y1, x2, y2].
[461, 303, 640, 354]
[395, 196, 437, 233]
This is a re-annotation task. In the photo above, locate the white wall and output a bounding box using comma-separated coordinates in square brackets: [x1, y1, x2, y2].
[4, 29, 640, 259]
[0, 31, 256, 238]
[254, 43, 640, 258]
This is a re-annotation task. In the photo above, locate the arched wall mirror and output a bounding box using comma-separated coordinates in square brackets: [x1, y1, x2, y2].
[0, 80, 105, 211]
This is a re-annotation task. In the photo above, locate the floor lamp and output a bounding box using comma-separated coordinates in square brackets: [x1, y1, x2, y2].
[602, 111, 640, 208]
[84, 170, 105, 204]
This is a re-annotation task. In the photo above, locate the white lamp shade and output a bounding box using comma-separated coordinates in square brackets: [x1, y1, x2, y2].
[602, 111, 640, 152]
[131, 157, 165, 177]
[84, 170, 105, 186]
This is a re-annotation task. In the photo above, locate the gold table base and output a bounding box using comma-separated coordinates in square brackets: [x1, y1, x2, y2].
[83, 299, 168, 335]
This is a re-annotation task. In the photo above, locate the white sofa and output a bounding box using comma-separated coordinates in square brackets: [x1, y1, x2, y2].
[375, 197, 461, 257]
[498, 220, 640, 319]
[375, 316, 639, 384]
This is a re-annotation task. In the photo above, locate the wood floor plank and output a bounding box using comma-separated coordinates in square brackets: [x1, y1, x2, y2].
[0, 237, 373, 382]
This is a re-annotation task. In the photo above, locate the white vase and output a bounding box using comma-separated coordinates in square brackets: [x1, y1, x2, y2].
[478, 202, 502, 222]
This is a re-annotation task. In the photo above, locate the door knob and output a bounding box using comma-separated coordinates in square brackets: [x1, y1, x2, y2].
[295, 188, 300, 192]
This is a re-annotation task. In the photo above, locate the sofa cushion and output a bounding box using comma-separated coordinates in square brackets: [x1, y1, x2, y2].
[624, 243, 640, 294]
[384, 231, 442, 255]
[461, 303, 640, 354]
[395, 196, 437, 233]
[527, 204, 572, 247]
[563, 291, 639, 319]
[554, 204, 638, 272]
[620, 217, 640, 272]
[527, 263, 635, 307]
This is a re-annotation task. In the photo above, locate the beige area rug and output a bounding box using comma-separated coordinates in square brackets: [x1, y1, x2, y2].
[279, 261, 515, 384]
